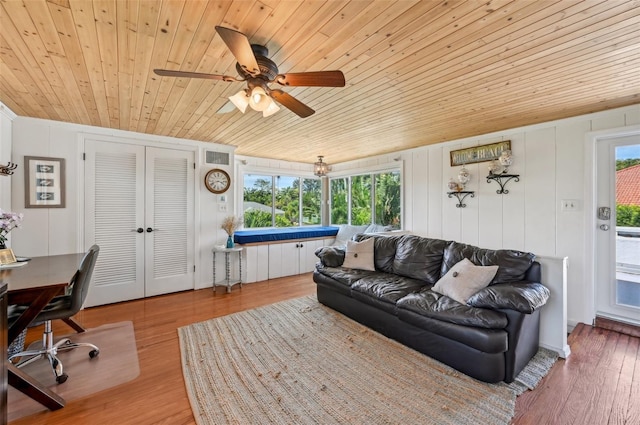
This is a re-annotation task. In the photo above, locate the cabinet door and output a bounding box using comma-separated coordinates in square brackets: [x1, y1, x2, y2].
[299, 239, 325, 273]
[268, 242, 299, 279]
[85, 140, 146, 307]
[243, 245, 269, 283]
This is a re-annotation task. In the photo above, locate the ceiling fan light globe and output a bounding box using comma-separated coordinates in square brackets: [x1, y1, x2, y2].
[249, 87, 271, 112]
[262, 100, 280, 117]
[228, 90, 249, 113]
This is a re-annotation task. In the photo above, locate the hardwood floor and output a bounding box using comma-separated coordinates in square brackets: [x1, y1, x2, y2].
[9, 274, 640, 425]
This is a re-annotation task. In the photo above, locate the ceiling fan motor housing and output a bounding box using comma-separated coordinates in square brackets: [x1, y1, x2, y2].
[235, 44, 279, 81]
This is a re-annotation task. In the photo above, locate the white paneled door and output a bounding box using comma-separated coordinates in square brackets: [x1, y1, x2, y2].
[84, 139, 195, 307]
[595, 136, 640, 325]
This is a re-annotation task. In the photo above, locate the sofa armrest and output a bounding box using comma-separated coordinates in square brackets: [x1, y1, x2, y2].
[466, 282, 550, 314]
[315, 246, 345, 268]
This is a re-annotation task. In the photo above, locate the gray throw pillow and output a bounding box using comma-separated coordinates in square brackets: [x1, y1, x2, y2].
[432, 258, 498, 304]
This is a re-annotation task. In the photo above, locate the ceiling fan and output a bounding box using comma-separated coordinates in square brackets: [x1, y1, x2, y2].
[154, 26, 346, 118]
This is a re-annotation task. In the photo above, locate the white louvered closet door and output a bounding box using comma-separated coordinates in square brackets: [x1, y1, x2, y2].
[144, 147, 195, 297]
[84, 140, 195, 307]
[84, 140, 146, 307]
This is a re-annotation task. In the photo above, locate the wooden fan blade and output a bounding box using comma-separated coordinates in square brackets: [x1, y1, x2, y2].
[153, 69, 239, 82]
[275, 71, 345, 87]
[270, 90, 315, 118]
[215, 26, 260, 76]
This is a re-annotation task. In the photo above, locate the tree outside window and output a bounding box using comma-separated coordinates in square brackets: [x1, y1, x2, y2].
[330, 170, 401, 228]
[243, 174, 322, 228]
[375, 171, 401, 227]
[351, 174, 371, 225]
[330, 178, 348, 224]
[302, 178, 321, 225]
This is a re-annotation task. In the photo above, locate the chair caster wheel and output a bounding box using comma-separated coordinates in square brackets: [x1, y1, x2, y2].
[56, 373, 68, 384]
[89, 349, 99, 359]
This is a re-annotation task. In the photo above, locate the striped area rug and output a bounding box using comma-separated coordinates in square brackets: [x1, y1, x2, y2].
[179, 296, 556, 425]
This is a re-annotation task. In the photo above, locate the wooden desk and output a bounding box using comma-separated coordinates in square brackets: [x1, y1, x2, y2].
[2, 253, 84, 411]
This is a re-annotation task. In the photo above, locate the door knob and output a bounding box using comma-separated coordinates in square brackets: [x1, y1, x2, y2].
[146, 227, 153, 233]
[599, 224, 609, 231]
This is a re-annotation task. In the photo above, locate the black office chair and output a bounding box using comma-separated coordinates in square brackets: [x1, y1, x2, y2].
[8, 245, 101, 384]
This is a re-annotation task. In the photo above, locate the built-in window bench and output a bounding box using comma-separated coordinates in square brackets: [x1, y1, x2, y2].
[234, 227, 338, 282]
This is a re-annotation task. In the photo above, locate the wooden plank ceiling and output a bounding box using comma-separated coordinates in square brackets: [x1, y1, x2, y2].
[1, 0, 639, 164]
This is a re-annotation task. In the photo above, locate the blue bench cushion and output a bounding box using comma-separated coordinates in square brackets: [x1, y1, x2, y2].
[234, 226, 339, 244]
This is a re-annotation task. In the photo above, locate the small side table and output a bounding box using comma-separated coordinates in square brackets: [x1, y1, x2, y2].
[212, 246, 243, 293]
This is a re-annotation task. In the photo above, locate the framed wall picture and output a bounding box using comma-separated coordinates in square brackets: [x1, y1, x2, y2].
[24, 156, 66, 208]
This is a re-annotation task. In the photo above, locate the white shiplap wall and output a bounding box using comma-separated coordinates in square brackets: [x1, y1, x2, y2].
[333, 104, 640, 327]
[8, 115, 235, 290]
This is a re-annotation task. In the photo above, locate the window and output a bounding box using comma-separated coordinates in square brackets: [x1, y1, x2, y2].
[330, 178, 348, 224]
[330, 170, 401, 228]
[351, 174, 372, 225]
[243, 174, 321, 228]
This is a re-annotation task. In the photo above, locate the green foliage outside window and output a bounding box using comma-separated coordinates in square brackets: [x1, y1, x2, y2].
[616, 158, 640, 171]
[375, 171, 401, 226]
[330, 178, 348, 224]
[617, 204, 640, 227]
[350, 175, 371, 225]
[243, 174, 321, 228]
[330, 170, 401, 228]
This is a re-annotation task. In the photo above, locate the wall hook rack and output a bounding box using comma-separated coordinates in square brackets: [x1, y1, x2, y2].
[0, 162, 18, 176]
[486, 173, 520, 194]
[447, 191, 475, 208]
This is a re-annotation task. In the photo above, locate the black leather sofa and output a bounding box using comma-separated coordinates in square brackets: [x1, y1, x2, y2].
[313, 233, 550, 383]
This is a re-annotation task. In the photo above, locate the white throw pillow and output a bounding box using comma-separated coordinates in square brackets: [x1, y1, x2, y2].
[342, 238, 375, 271]
[432, 258, 498, 304]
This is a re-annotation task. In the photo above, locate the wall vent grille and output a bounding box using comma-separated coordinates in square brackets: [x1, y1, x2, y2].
[205, 151, 230, 165]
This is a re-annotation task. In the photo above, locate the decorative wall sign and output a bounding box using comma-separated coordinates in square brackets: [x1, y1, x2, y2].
[24, 156, 66, 208]
[450, 141, 511, 167]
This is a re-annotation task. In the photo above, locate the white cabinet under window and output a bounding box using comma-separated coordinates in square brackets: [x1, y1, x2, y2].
[243, 238, 333, 282]
[84, 139, 195, 307]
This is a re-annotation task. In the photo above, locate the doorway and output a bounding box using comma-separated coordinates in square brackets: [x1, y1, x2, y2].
[83, 138, 195, 307]
[595, 137, 640, 326]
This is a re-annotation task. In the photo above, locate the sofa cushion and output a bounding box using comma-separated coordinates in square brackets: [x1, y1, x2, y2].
[396, 307, 509, 354]
[364, 223, 392, 233]
[315, 265, 379, 288]
[332, 224, 368, 247]
[396, 288, 508, 329]
[432, 258, 498, 304]
[467, 282, 551, 314]
[315, 246, 345, 268]
[342, 238, 375, 271]
[351, 273, 427, 308]
[441, 241, 535, 284]
[392, 235, 450, 284]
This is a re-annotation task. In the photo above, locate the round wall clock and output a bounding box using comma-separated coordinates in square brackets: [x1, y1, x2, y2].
[204, 168, 231, 194]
